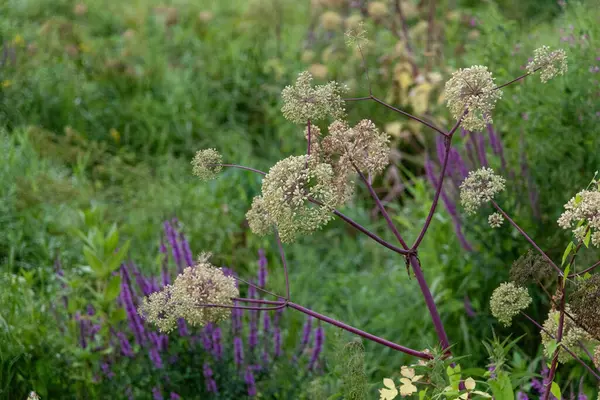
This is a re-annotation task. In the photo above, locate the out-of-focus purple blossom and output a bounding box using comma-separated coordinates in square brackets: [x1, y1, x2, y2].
[274, 298, 284, 327]
[589, 66, 600, 74]
[212, 327, 223, 360]
[234, 336, 244, 367]
[263, 313, 271, 335]
[130, 262, 152, 297]
[300, 316, 313, 352]
[274, 327, 282, 357]
[231, 300, 243, 333]
[89, 324, 101, 337]
[517, 392, 529, 400]
[125, 386, 134, 400]
[245, 367, 257, 397]
[202, 324, 213, 352]
[177, 318, 189, 337]
[148, 347, 163, 369]
[522, 112, 529, 121]
[486, 122, 506, 170]
[121, 266, 146, 346]
[450, 148, 469, 181]
[203, 363, 218, 393]
[152, 387, 163, 400]
[117, 332, 134, 357]
[258, 249, 268, 288]
[164, 220, 183, 272]
[464, 296, 476, 318]
[75, 312, 87, 349]
[101, 362, 115, 379]
[488, 364, 496, 379]
[309, 325, 324, 370]
[531, 379, 543, 393]
[169, 393, 181, 400]
[248, 281, 259, 349]
[465, 140, 476, 166]
[179, 231, 194, 268]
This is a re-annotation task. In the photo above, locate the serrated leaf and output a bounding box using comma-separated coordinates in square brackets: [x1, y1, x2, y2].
[105, 275, 122, 302]
[551, 381, 561, 400]
[562, 242, 574, 266]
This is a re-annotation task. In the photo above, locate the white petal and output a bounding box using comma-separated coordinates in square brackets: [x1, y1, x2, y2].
[400, 366, 416, 379]
[465, 377, 476, 391]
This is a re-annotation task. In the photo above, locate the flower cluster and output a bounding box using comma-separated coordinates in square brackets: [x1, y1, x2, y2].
[247, 155, 343, 243]
[541, 306, 591, 364]
[459, 168, 506, 215]
[191, 149, 223, 181]
[322, 119, 390, 177]
[557, 186, 600, 247]
[487, 212, 504, 228]
[526, 46, 568, 83]
[570, 274, 600, 337]
[490, 282, 532, 326]
[443, 65, 503, 131]
[594, 344, 600, 369]
[281, 71, 347, 124]
[139, 257, 239, 333]
[509, 250, 553, 286]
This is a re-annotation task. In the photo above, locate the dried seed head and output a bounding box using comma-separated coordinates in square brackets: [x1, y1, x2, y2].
[281, 71, 347, 124]
[139, 258, 239, 333]
[191, 149, 222, 181]
[459, 168, 506, 215]
[557, 184, 600, 248]
[322, 119, 390, 177]
[526, 46, 568, 83]
[488, 212, 504, 228]
[570, 274, 600, 338]
[258, 155, 344, 242]
[490, 282, 532, 326]
[509, 249, 554, 286]
[443, 65, 503, 131]
[541, 305, 591, 364]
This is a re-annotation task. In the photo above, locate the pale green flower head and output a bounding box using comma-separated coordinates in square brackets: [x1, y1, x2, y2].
[488, 212, 504, 228]
[490, 282, 532, 326]
[526, 46, 567, 83]
[594, 344, 600, 369]
[259, 155, 343, 242]
[322, 119, 390, 177]
[139, 257, 239, 333]
[541, 306, 590, 364]
[557, 185, 600, 247]
[191, 148, 222, 181]
[344, 21, 368, 48]
[459, 168, 506, 215]
[443, 65, 503, 131]
[281, 71, 348, 124]
[246, 195, 274, 237]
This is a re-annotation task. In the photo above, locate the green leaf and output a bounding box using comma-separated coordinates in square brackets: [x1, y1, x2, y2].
[545, 339, 559, 357]
[83, 247, 104, 275]
[105, 275, 122, 302]
[584, 229, 591, 248]
[104, 224, 119, 255]
[110, 307, 127, 324]
[488, 372, 514, 400]
[550, 381, 561, 400]
[105, 240, 130, 274]
[563, 265, 570, 285]
[561, 242, 574, 266]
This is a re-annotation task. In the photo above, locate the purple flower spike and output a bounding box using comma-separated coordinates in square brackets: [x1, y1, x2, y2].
[517, 392, 529, 400]
[234, 336, 244, 367]
[170, 393, 181, 400]
[274, 327, 282, 357]
[101, 362, 115, 379]
[309, 325, 324, 370]
[212, 327, 223, 360]
[163, 221, 183, 271]
[258, 249, 268, 288]
[203, 363, 218, 393]
[245, 367, 257, 397]
[121, 267, 146, 346]
[179, 231, 194, 268]
[202, 324, 213, 352]
[177, 318, 189, 337]
[152, 387, 163, 400]
[263, 313, 271, 335]
[300, 316, 313, 353]
[148, 347, 163, 369]
[117, 332, 135, 358]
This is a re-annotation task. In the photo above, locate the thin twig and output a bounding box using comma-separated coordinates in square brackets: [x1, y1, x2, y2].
[569, 259, 600, 278]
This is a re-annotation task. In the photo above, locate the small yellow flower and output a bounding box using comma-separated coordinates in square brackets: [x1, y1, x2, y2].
[2, 80, 12, 88]
[13, 34, 25, 46]
[379, 378, 399, 400]
[399, 366, 423, 397]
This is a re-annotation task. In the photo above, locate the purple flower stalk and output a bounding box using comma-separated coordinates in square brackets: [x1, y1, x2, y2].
[152, 387, 163, 400]
[517, 392, 529, 400]
[248, 281, 259, 349]
[274, 327, 282, 357]
[170, 393, 181, 400]
[258, 249, 268, 288]
[177, 318, 189, 337]
[117, 332, 135, 357]
[263, 313, 271, 335]
[300, 316, 313, 353]
[309, 325, 324, 370]
[234, 336, 244, 367]
[212, 327, 223, 360]
[202, 324, 213, 352]
[101, 362, 115, 379]
[244, 367, 257, 397]
[179, 231, 194, 268]
[164, 220, 183, 272]
[121, 266, 146, 346]
[203, 362, 218, 393]
[148, 347, 163, 369]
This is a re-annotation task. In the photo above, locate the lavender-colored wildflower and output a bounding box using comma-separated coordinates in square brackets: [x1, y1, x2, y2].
[488, 364, 496, 379]
[263, 313, 271, 334]
[203, 362, 218, 393]
[152, 387, 163, 400]
[212, 327, 223, 360]
[476, 133, 489, 167]
[486, 122, 506, 170]
[202, 324, 213, 352]
[177, 318, 189, 337]
[309, 325, 324, 370]
[130, 262, 153, 297]
[274, 327, 282, 357]
[148, 347, 163, 369]
[75, 312, 87, 349]
[231, 300, 243, 333]
[245, 367, 257, 397]
[517, 392, 529, 400]
[179, 231, 194, 268]
[234, 336, 244, 367]
[117, 332, 134, 357]
[121, 266, 146, 346]
[248, 281, 259, 349]
[300, 316, 313, 353]
[164, 220, 183, 271]
[170, 393, 181, 400]
[101, 362, 115, 379]
[258, 249, 268, 288]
